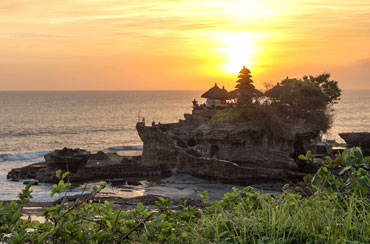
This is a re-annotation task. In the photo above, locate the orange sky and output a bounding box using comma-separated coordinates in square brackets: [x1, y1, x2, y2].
[0, 0, 369, 91]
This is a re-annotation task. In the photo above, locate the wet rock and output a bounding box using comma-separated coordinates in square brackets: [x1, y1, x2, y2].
[339, 132, 370, 155]
[89, 151, 110, 160]
[127, 181, 141, 186]
[45, 147, 90, 173]
[7, 162, 46, 182]
[7, 156, 168, 183]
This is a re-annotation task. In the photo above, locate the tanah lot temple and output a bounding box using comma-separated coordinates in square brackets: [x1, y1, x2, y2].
[197, 65, 263, 108]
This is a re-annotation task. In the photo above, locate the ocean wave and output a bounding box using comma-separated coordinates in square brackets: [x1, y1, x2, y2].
[105, 145, 143, 151]
[0, 151, 49, 162]
[0, 127, 125, 138]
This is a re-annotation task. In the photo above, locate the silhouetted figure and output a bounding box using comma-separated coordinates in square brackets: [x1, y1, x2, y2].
[192, 99, 199, 107]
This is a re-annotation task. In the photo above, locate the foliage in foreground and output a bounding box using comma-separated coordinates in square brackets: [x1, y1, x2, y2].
[0, 148, 369, 244]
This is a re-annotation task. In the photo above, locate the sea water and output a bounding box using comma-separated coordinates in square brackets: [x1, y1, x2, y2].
[0, 90, 368, 200]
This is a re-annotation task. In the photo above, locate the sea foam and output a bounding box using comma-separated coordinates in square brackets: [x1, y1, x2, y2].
[105, 145, 143, 152]
[0, 151, 49, 162]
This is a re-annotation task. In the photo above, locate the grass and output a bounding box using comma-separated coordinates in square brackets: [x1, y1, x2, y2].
[1, 181, 369, 243]
[188, 190, 370, 243]
[211, 108, 242, 123]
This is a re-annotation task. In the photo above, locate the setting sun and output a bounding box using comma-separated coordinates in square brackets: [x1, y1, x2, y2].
[0, 0, 369, 90]
[221, 33, 255, 74]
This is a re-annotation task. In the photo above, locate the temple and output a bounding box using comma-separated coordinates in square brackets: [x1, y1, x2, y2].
[201, 83, 231, 107]
[134, 66, 330, 183]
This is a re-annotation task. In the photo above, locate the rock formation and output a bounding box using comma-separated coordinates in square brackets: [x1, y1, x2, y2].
[8, 108, 324, 185]
[44, 147, 90, 173]
[136, 107, 322, 183]
[339, 132, 370, 156]
[7, 154, 166, 183]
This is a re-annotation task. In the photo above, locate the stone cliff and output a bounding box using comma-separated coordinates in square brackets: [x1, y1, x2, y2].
[136, 107, 322, 183]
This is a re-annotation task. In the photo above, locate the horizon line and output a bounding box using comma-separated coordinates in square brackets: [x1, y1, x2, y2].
[0, 88, 368, 92]
[0, 89, 205, 92]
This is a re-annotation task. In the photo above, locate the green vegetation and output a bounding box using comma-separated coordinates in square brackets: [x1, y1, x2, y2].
[106, 153, 125, 161]
[1, 148, 369, 243]
[299, 147, 370, 196]
[280, 73, 341, 110]
[210, 108, 242, 123]
[211, 72, 341, 136]
[302, 73, 342, 105]
[243, 105, 285, 138]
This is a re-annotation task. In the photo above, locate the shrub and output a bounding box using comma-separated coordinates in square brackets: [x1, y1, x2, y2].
[300, 147, 370, 197]
[1, 148, 369, 243]
[242, 105, 285, 139]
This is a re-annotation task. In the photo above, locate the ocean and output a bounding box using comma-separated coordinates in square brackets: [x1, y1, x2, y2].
[0, 90, 369, 201]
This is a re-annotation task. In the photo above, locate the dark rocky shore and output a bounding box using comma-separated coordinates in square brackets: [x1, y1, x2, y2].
[8, 107, 325, 185]
[7, 105, 370, 208]
[339, 132, 370, 156]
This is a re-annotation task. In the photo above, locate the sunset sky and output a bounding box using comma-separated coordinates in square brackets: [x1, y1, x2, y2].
[0, 0, 369, 91]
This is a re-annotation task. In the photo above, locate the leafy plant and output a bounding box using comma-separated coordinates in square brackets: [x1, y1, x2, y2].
[302, 147, 370, 196]
[1, 153, 369, 243]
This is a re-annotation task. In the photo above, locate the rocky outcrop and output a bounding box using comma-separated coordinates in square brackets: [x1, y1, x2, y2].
[89, 151, 110, 160]
[7, 157, 168, 183]
[7, 108, 323, 185]
[136, 108, 321, 183]
[339, 132, 370, 155]
[45, 147, 90, 173]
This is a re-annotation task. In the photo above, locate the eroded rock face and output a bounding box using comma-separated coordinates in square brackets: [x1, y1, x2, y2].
[136, 109, 321, 182]
[44, 147, 90, 173]
[339, 132, 370, 155]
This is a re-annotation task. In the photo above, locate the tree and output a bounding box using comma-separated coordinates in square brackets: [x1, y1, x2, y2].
[302, 73, 341, 104]
[278, 73, 341, 109]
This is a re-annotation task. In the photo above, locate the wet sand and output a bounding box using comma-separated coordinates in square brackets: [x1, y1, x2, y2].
[13, 174, 284, 220]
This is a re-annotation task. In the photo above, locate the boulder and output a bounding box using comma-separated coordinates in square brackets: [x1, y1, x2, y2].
[45, 147, 90, 173]
[339, 132, 370, 155]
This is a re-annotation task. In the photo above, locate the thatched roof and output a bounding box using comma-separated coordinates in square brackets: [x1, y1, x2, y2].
[201, 83, 230, 100]
[264, 83, 284, 99]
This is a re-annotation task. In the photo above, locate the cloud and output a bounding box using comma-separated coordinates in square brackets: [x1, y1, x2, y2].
[0, 0, 370, 90]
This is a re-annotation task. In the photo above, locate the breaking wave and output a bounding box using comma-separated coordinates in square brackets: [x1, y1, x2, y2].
[105, 145, 143, 152]
[0, 151, 49, 162]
